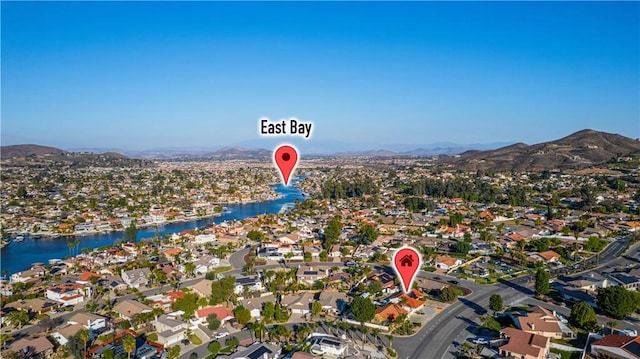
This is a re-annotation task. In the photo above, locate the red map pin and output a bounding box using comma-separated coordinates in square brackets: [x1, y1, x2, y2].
[274, 145, 299, 186]
[393, 246, 422, 293]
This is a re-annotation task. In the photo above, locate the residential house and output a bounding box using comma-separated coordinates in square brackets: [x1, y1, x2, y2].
[369, 272, 397, 294]
[68, 312, 107, 332]
[45, 283, 91, 306]
[240, 294, 276, 319]
[217, 342, 281, 359]
[513, 306, 573, 339]
[536, 250, 561, 263]
[374, 304, 407, 323]
[51, 324, 85, 346]
[194, 306, 234, 325]
[193, 256, 220, 275]
[609, 273, 640, 291]
[190, 279, 213, 298]
[6, 298, 60, 315]
[10, 268, 46, 284]
[590, 334, 640, 358]
[435, 255, 463, 270]
[281, 292, 316, 315]
[398, 288, 426, 313]
[498, 327, 550, 359]
[310, 336, 347, 357]
[296, 266, 329, 285]
[121, 268, 151, 289]
[9, 336, 55, 359]
[318, 291, 348, 314]
[112, 299, 152, 320]
[234, 276, 264, 295]
[153, 314, 188, 347]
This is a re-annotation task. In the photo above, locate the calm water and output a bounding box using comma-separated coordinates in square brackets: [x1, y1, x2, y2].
[1, 181, 304, 275]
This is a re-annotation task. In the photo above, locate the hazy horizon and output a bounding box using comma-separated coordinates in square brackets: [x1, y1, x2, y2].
[2, 2, 639, 150]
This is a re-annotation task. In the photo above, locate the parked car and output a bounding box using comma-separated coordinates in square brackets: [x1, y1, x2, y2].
[448, 280, 459, 285]
[472, 337, 489, 345]
[345, 261, 358, 267]
[215, 331, 230, 339]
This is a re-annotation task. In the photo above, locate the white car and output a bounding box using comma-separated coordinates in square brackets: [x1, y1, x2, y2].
[472, 337, 489, 345]
[215, 331, 230, 339]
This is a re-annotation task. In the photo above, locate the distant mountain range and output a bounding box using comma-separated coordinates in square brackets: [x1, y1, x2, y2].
[444, 129, 640, 171]
[2, 129, 638, 171]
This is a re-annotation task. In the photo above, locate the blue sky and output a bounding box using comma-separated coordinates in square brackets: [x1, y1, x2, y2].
[2, 1, 639, 151]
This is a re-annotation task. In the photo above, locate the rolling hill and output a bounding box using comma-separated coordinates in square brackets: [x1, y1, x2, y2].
[445, 129, 640, 171]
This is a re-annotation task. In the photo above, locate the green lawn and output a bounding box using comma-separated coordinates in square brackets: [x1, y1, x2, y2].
[550, 348, 581, 359]
[147, 332, 158, 341]
[211, 266, 233, 274]
[189, 333, 203, 345]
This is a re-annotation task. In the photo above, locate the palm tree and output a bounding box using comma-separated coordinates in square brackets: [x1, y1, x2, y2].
[185, 262, 196, 278]
[607, 320, 618, 335]
[122, 334, 136, 359]
[79, 328, 91, 358]
[386, 334, 394, 349]
[67, 241, 75, 257]
[6, 310, 30, 329]
[75, 238, 81, 255]
[0, 333, 13, 350]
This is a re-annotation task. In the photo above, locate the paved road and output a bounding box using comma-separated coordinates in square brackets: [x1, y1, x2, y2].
[396, 237, 636, 359]
[229, 247, 251, 269]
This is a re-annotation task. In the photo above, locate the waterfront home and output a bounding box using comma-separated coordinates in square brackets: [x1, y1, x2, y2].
[121, 268, 151, 289]
[112, 299, 152, 320]
[10, 267, 46, 284]
[152, 314, 188, 347]
[498, 327, 550, 359]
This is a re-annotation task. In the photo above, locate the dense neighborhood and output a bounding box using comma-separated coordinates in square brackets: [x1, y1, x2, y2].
[1, 151, 640, 359]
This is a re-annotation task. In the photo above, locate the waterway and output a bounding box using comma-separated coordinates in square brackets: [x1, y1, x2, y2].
[0, 180, 305, 275]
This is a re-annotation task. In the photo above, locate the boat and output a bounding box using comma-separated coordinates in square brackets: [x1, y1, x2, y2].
[14, 236, 24, 242]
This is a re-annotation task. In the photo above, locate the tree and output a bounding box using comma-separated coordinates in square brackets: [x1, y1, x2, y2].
[453, 241, 471, 255]
[304, 251, 312, 262]
[167, 346, 181, 359]
[262, 302, 275, 322]
[206, 314, 221, 331]
[480, 315, 501, 332]
[319, 250, 328, 262]
[358, 224, 378, 245]
[247, 230, 265, 241]
[251, 320, 267, 342]
[184, 263, 196, 278]
[311, 301, 323, 318]
[124, 222, 137, 243]
[234, 306, 251, 326]
[122, 334, 136, 359]
[570, 301, 598, 330]
[489, 294, 503, 314]
[210, 276, 236, 305]
[351, 296, 376, 323]
[6, 310, 29, 329]
[171, 293, 199, 318]
[208, 341, 221, 355]
[440, 287, 458, 303]
[323, 216, 342, 250]
[79, 329, 91, 358]
[597, 286, 636, 319]
[534, 269, 550, 296]
[0, 333, 12, 350]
